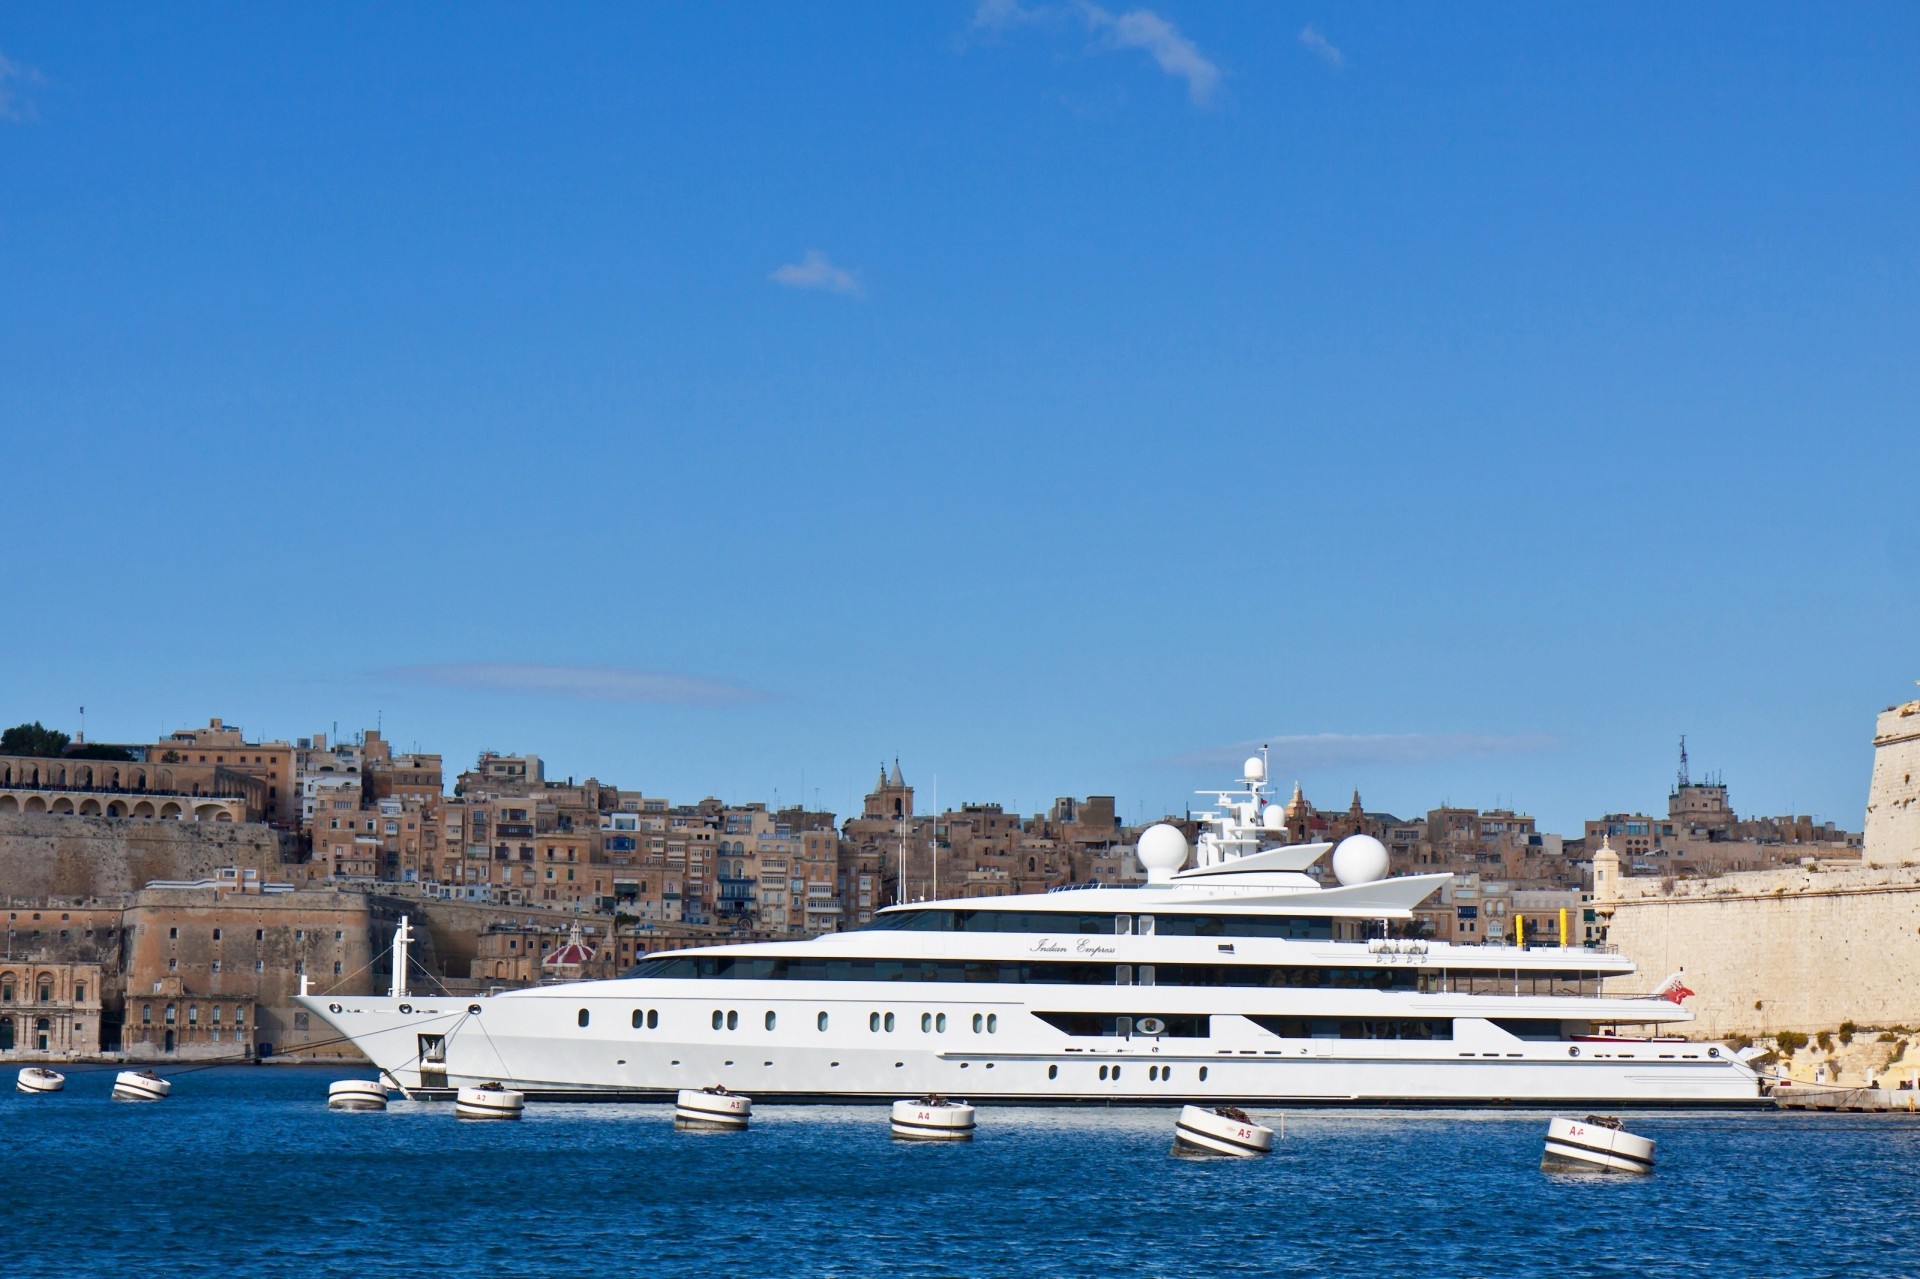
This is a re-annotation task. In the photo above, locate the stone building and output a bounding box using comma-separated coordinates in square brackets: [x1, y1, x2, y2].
[1865, 693, 1920, 866]
[0, 961, 104, 1058]
[122, 975, 256, 1061]
[124, 873, 375, 1058]
[0, 753, 259, 823]
[151, 719, 296, 827]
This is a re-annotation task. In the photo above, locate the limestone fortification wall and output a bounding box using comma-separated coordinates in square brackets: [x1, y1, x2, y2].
[1603, 862, 1920, 1038]
[1865, 698, 1920, 866]
[0, 813, 287, 899]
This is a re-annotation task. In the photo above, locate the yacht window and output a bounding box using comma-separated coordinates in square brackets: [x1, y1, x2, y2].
[870, 1012, 881, 1032]
[972, 1013, 984, 1033]
[935, 1013, 947, 1032]
[577, 1008, 590, 1028]
[1114, 916, 1131, 936]
[632, 1009, 645, 1029]
[1249, 1015, 1452, 1041]
[1098, 1065, 1108, 1080]
[1048, 1065, 1059, 1080]
[1152, 914, 1336, 940]
[986, 1014, 998, 1033]
[1035, 1011, 1207, 1038]
[625, 956, 1122, 985]
[818, 1011, 829, 1031]
[921, 1012, 932, 1033]
[1137, 916, 1155, 936]
[647, 1009, 659, 1029]
[1138, 965, 1155, 987]
[1198, 1066, 1208, 1081]
[726, 1010, 739, 1030]
[764, 1010, 777, 1030]
[883, 1012, 896, 1032]
[1116, 965, 1132, 986]
[712, 1010, 724, 1030]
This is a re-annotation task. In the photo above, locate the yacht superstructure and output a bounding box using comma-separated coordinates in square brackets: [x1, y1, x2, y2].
[298, 756, 1763, 1106]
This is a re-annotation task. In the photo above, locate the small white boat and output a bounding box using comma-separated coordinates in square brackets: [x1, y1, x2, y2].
[675, 1085, 752, 1130]
[16, 1068, 66, 1095]
[328, 1079, 389, 1111]
[1172, 1104, 1274, 1158]
[1542, 1115, 1655, 1174]
[112, 1070, 172, 1103]
[890, 1095, 976, 1141]
[454, 1082, 524, 1120]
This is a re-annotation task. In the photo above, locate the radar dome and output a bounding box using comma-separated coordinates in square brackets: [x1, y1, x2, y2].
[1261, 805, 1287, 832]
[1243, 755, 1267, 783]
[1331, 834, 1390, 887]
[1136, 823, 1190, 883]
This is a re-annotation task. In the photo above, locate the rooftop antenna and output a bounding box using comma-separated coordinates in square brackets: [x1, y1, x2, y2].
[1677, 735, 1690, 790]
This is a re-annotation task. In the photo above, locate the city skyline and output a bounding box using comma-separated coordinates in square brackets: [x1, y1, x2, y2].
[3, 5, 1915, 832]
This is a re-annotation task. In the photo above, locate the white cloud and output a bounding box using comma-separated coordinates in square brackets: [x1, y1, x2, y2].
[1158, 732, 1559, 773]
[380, 663, 771, 707]
[769, 249, 862, 297]
[970, 0, 1051, 34]
[0, 51, 44, 123]
[1080, 4, 1220, 104]
[1298, 24, 1345, 70]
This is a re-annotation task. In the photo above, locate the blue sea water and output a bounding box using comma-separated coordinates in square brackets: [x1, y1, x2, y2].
[5, 1065, 1917, 1278]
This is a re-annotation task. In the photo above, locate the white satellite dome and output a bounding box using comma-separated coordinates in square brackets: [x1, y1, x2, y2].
[1242, 755, 1267, 783]
[1331, 834, 1390, 887]
[1136, 823, 1190, 883]
[1261, 805, 1287, 832]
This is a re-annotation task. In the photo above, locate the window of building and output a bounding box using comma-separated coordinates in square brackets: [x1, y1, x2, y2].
[211, 961, 221, 974]
[168, 927, 178, 939]
[188, 1005, 198, 1024]
[212, 928, 222, 941]
[235, 1006, 246, 1026]
[165, 1005, 176, 1024]
[142, 1004, 151, 1024]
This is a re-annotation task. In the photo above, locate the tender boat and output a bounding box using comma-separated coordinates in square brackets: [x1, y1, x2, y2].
[675, 1085, 752, 1129]
[297, 758, 1763, 1107]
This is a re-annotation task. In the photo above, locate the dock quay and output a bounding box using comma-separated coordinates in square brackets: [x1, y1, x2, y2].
[1773, 1087, 1920, 1113]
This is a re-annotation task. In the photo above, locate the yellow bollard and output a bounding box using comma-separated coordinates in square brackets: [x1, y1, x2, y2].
[1515, 915, 1525, 947]
[1559, 907, 1568, 947]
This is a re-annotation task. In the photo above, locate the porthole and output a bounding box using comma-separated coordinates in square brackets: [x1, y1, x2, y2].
[870, 1012, 881, 1032]
[765, 1010, 777, 1031]
[986, 1013, 998, 1033]
[935, 1013, 947, 1033]
[1708, 1046, 1720, 1059]
[712, 1010, 724, 1030]
[1048, 1064, 1059, 1080]
[578, 1008, 590, 1028]
[1568, 1046, 1580, 1058]
[817, 1011, 830, 1031]
[972, 1013, 983, 1033]
[632, 1009, 645, 1029]
[468, 1004, 482, 1016]
[1099, 1065, 1109, 1080]
[647, 1009, 659, 1029]
[1199, 1066, 1209, 1082]
[726, 1010, 739, 1031]
[921, 1012, 933, 1033]
[1113, 1065, 1122, 1080]
[883, 1012, 896, 1032]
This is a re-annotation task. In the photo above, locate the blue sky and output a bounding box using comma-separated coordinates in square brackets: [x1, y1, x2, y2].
[2, 4, 1915, 832]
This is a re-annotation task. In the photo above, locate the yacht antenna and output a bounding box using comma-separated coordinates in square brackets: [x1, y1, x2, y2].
[390, 915, 412, 999]
[931, 774, 938, 903]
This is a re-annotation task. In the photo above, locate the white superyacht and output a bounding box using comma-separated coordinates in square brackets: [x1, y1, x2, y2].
[299, 757, 1763, 1106]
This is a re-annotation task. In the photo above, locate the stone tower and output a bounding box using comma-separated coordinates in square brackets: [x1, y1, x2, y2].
[862, 759, 914, 821]
[1864, 692, 1920, 866]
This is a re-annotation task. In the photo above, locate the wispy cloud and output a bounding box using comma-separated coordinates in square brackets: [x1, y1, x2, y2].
[965, 2, 1221, 106]
[1297, 25, 1345, 70]
[769, 249, 862, 297]
[379, 663, 772, 707]
[1158, 732, 1560, 773]
[0, 51, 44, 123]
[1081, 4, 1220, 105]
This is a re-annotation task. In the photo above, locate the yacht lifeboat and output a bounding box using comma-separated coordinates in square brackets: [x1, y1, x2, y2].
[328, 1079, 390, 1111]
[1541, 1115, 1655, 1174]
[16, 1067, 66, 1095]
[890, 1095, 976, 1140]
[675, 1085, 752, 1130]
[454, 1082, 525, 1120]
[112, 1070, 172, 1102]
[1172, 1104, 1274, 1157]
